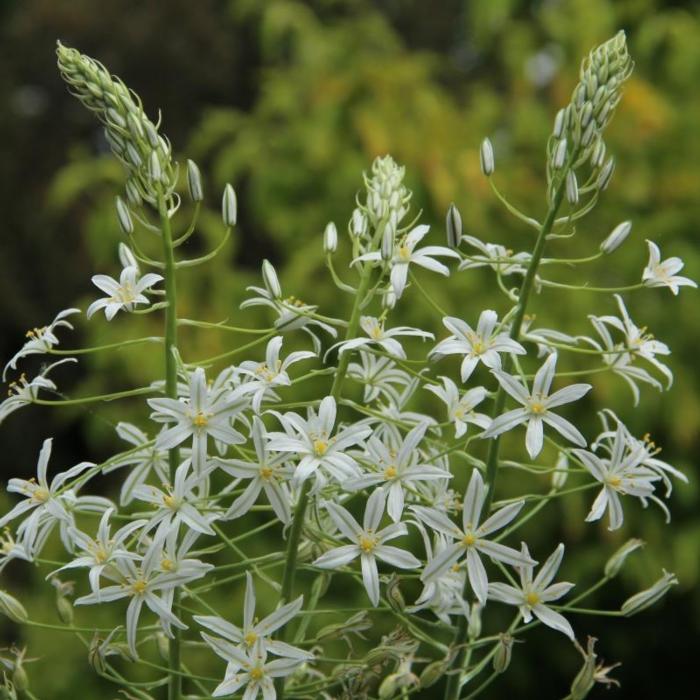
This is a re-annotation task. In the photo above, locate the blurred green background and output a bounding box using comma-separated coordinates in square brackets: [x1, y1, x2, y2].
[0, 0, 698, 697]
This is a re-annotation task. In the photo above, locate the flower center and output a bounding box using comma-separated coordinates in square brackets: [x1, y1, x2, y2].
[192, 412, 209, 428]
[163, 493, 178, 510]
[244, 631, 258, 647]
[526, 591, 539, 606]
[462, 532, 476, 547]
[94, 546, 109, 564]
[607, 476, 622, 488]
[370, 326, 383, 340]
[359, 535, 378, 553]
[249, 666, 264, 681]
[530, 401, 546, 415]
[471, 339, 485, 354]
[32, 487, 50, 503]
[383, 466, 397, 479]
[161, 558, 175, 571]
[313, 439, 329, 456]
[398, 245, 411, 262]
[260, 466, 273, 481]
[131, 579, 148, 595]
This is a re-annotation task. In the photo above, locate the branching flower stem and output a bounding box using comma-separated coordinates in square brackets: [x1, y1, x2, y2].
[443, 158, 574, 700]
[157, 190, 182, 700]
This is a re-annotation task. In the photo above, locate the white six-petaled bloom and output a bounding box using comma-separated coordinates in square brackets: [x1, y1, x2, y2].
[642, 240, 696, 295]
[347, 351, 411, 404]
[266, 396, 371, 486]
[217, 416, 294, 524]
[458, 235, 530, 276]
[131, 459, 218, 536]
[3, 307, 80, 379]
[195, 572, 312, 663]
[354, 224, 460, 299]
[0, 358, 76, 426]
[328, 316, 433, 360]
[148, 367, 247, 471]
[237, 336, 315, 413]
[429, 311, 526, 382]
[483, 353, 591, 458]
[425, 377, 490, 438]
[411, 470, 534, 604]
[572, 424, 662, 530]
[488, 543, 576, 640]
[75, 529, 211, 656]
[0, 438, 94, 551]
[313, 487, 420, 606]
[87, 266, 163, 320]
[346, 422, 451, 522]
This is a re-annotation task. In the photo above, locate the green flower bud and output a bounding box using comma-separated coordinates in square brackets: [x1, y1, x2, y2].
[480, 137, 495, 176]
[261, 260, 281, 299]
[222, 183, 237, 226]
[419, 660, 446, 689]
[621, 570, 678, 616]
[492, 634, 514, 674]
[566, 170, 579, 204]
[386, 574, 405, 611]
[552, 451, 569, 490]
[597, 158, 615, 190]
[323, 222, 338, 254]
[446, 203, 462, 249]
[56, 595, 74, 625]
[600, 220, 631, 254]
[604, 538, 644, 578]
[0, 591, 28, 623]
[552, 138, 568, 169]
[115, 196, 134, 235]
[570, 637, 598, 700]
[467, 602, 482, 640]
[186, 159, 204, 202]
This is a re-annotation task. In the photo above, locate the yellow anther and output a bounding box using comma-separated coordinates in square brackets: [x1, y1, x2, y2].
[163, 494, 177, 509]
[398, 245, 411, 261]
[526, 591, 539, 606]
[312, 439, 328, 457]
[359, 535, 377, 553]
[94, 546, 108, 564]
[370, 326, 383, 340]
[244, 631, 258, 647]
[249, 667, 264, 681]
[161, 558, 174, 571]
[471, 340, 485, 354]
[192, 412, 209, 428]
[32, 488, 50, 503]
[462, 532, 476, 547]
[530, 402, 546, 414]
[260, 466, 273, 481]
[607, 476, 622, 488]
[131, 579, 147, 595]
[384, 466, 397, 479]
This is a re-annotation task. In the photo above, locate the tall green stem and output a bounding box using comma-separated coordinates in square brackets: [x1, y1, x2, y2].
[275, 263, 375, 699]
[158, 192, 182, 700]
[442, 168, 570, 700]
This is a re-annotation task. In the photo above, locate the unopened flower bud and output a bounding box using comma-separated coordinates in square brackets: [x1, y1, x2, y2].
[10, 667, 26, 695]
[480, 137, 495, 176]
[621, 570, 678, 616]
[552, 138, 567, 169]
[381, 222, 395, 262]
[323, 222, 338, 254]
[580, 101, 594, 128]
[552, 452, 569, 490]
[467, 602, 482, 640]
[125, 179, 142, 206]
[605, 538, 644, 578]
[383, 287, 396, 310]
[378, 674, 398, 699]
[580, 120, 595, 147]
[262, 260, 281, 299]
[553, 108, 566, 138]
[600, 220, 631, 254]
[186, 160, 204, 202]
[148, 149, 162, 182]
[119, 242, 139, 270]
[56, 595, 74, 625]
[446, 203, 462, 249]
[597, 158, 615, 190]
[386, 574, 405, 611]
[0, 678, 17, 700]
[351, 208, 367, 238]
[156, 632, 170, 661]
[566, 170, 579, 204]
[0, 591, 28, 623]
[222, 183, 237, 226]
[492, 634, 514, 673]
[115, 196, 133, 235]
[419, 660, 446, 689]
[570, 637, 598, 700]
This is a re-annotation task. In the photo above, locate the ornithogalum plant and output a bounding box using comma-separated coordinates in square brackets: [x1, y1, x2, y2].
[0, 32, 694, 700]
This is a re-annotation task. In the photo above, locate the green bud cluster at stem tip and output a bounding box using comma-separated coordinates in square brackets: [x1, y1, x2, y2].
[547, 31, 633, 194]
[362, 155, 412, 231]
[56, 41, 176, 206]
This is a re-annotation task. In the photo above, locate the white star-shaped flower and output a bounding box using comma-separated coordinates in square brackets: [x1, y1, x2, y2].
[87, 266, 163, 320]
[488, 543, 576, 640]
[429, 311, 526, 382]
[483, 353, 591, 458]
[425, 377, 490, 438]
[313, 487, 421, 606]
[411, 470, 534, 604]
[642, 240, 696, 295]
